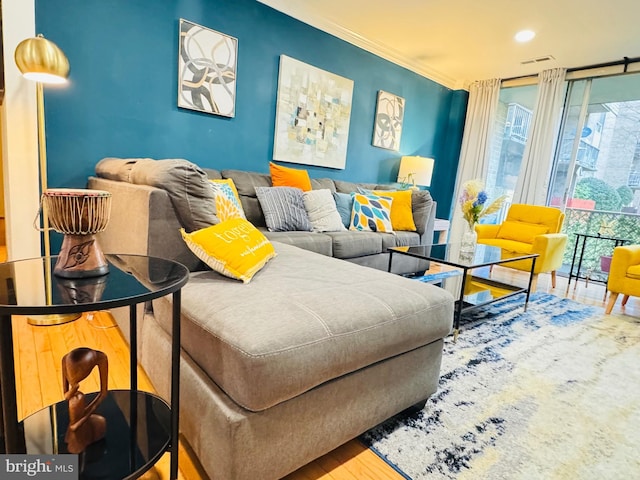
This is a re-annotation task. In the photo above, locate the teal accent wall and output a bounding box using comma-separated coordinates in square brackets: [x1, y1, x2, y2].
[37, 0, 467, 218]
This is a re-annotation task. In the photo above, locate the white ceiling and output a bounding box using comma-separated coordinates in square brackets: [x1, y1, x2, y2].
[258, 0, 640, 90]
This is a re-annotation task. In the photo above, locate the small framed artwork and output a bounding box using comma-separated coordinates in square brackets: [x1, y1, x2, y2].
[372, 90, 405, 151]
[178, 19, 238, 117]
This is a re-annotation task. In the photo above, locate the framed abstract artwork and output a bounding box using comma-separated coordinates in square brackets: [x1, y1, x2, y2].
[178, 19, 238, 117]
[372, 90, 405, 151]
[273, 55, 354, 170]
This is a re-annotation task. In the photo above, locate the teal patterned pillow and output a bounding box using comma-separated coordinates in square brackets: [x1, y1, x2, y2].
[349, 193, 394, 233]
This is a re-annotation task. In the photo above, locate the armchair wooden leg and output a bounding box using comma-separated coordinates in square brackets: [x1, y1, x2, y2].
[550, 271, 557, 289]
[530, 274, 538, 293]
[622, 294, 630, 306]
[605, 292, 619, 314]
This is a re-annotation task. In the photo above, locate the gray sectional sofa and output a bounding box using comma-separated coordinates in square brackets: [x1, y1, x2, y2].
[88, 158, 454, 480]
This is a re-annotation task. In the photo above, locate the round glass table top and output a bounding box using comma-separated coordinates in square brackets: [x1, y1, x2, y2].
[0, 254, 189, 315]
[21, 390, 171, 480]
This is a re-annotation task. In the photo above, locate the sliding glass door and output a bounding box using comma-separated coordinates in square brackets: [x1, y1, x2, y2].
[547, 72, 640, 274]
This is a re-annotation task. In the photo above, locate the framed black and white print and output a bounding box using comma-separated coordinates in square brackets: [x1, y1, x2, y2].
[178, 19, 238, 117]
[372, 90, 405, 151]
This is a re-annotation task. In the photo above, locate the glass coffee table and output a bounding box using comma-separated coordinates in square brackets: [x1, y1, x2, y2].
[389, 243, 538, 340]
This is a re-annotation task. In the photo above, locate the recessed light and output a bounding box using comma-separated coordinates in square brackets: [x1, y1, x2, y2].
[515, 30, 536, 43]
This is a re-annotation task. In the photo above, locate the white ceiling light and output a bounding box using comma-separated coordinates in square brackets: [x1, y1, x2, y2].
[515, 30, 536, 43]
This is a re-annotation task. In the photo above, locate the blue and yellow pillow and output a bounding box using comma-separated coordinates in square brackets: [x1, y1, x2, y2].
[349, 193, 394, 233]
[210, 178, 246, 221]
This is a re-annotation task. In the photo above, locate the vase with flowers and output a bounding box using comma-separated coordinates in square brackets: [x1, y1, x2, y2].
[459, 179, 506, 256]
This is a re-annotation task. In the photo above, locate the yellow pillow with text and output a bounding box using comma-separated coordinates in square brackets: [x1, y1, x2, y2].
[373, 190, 416, 231]
[180, 218, 276, 283]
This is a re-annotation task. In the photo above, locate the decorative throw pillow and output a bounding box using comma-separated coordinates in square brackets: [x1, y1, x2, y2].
[269, 162, 312, 191]
[255, 186, 313, 232]
[332, 192, 353, 228]
[498, 221, 549, 244]
[210, 179, 246, 221]
[302, 189, 346, 232]
[350, 193, 394, 233]
[372, 190, 416, 231]
[180, 218, 276, 283]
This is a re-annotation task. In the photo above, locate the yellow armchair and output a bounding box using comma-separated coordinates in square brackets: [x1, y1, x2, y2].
[605, 245, 640, 314]
[476, 204, 568, 290]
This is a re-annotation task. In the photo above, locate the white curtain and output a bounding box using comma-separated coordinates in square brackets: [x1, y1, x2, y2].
[513, 68, 567, 205]
[449, 78, 501, 244]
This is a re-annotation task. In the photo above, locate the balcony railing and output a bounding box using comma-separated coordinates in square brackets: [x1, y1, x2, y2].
[561, 207, 640, 277]
[505, 103, 532, 144]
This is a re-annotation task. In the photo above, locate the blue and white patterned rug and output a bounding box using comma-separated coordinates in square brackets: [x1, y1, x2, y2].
[360, 293, 640, 479]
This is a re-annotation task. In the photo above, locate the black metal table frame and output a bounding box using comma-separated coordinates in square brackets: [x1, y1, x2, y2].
[389, 247, 538, 340]
[0, 254, 188, 480]
[566, 233, 628, 297]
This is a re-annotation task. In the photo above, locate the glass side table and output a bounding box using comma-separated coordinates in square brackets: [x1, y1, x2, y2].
[0, 254, 189, 480]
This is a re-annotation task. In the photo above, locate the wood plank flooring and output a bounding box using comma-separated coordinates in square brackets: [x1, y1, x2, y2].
[10, 259, 639, 480]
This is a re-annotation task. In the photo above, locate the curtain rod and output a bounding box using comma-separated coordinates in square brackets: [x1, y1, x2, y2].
[502, 56, 640, 82]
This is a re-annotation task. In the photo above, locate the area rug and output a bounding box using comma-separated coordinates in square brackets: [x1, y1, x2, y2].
[360, 293, 640, 479]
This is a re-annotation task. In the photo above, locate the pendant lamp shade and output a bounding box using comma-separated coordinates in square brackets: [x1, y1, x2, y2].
[14, 34, 69, 84]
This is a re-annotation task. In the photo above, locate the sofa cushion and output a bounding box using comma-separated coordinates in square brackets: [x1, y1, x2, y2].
[302, 189, 346, 232]
[96, 157, 218, 232]
[350, 193, 394, 233]
[180, 218, 277, 283]
[270, 162, 312, 191]
[411, 190, 434, 236]
[324, 231, 383, 259]
[498, 221, 549, 243]
[311, 178, 337, 192]
[222, 170, 271, 226]
[380, 231, 421, 251]
[334, 180, 394, 194]
[255, 186, 312, 232]
[479, 238, 533, 254]
[261, 230, 333, 256]
[169, 241, 453, 411]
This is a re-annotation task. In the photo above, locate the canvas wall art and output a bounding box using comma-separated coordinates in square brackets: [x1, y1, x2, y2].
[372, 90, 405, 151]
[273, 55, 354, 169]
[178, 19, 237, 117]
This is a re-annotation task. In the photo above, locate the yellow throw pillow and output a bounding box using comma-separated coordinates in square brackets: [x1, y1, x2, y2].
[270, 162, 312, 191]
[373, 190, 416, 231]
[180, 218, 276, 283]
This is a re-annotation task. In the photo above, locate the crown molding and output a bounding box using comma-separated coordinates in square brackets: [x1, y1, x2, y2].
[257, 0, 465, 90]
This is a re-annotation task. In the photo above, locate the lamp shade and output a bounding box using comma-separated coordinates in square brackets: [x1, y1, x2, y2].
[14, 34, 70, 84]
[397, 156, 434, 187]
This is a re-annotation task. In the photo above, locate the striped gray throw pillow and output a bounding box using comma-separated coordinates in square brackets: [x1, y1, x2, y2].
[255, 186, 312, 232]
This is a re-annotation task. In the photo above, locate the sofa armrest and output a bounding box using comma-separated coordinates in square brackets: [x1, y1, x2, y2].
[417, 200, 437, 244]
[609, 245, 640, 291]
[530, 233, 568, 272]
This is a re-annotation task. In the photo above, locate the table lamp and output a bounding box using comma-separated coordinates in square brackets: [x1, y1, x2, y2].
[14, 35, 79, 325]
[397, 156, 435, 190]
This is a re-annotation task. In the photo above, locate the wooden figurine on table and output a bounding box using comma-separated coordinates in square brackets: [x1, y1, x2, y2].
[61, 347, 109, 453]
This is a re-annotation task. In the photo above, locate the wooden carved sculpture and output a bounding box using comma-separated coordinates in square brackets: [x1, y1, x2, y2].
[61, 347, 109, 453]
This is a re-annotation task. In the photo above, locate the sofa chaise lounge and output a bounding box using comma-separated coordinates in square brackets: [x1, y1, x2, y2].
[88, 158, 454, 480]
